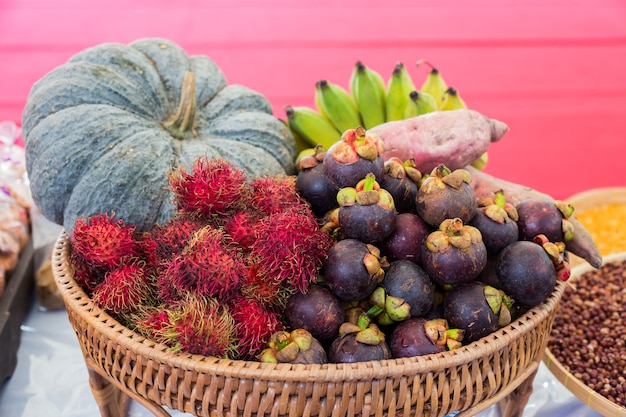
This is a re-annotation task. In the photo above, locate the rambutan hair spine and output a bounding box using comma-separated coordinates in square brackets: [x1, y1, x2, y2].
[158, 225, 247, 303]
[71, 212, 141, 270]
[249, 206, 335, 294]
[167, 157, 252, 219]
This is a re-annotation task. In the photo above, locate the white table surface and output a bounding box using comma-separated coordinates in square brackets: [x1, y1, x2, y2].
[0, 293, 605, 417]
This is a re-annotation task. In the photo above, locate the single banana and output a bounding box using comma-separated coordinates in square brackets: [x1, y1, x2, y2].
[441, 87, 467, 110]
[349, 61, 387, 129]
[385, 62, 416, 122]
[404, 90, 438, 118]
[285, 105, 342, 150]
[470, 152, 489, 170]
[314, 79, 362, 134]
[416, 59, 449, 110]
[280, 118, 311, 154]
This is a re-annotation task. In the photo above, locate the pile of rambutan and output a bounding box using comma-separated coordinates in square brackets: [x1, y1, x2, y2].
[69, 157, 334, 361]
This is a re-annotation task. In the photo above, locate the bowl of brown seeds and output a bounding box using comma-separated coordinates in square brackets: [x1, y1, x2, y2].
[544, 251, 626, 416]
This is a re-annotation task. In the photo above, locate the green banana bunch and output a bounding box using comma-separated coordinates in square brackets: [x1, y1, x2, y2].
[404, 90, 438, 118]
[285, 106, 341, 150]
[417, 59, 449, 110]
[385, 62, 416, 122]
[349, 61, 387, 129]
[314, 79, 362, 134]
[286, 59, 482, 165]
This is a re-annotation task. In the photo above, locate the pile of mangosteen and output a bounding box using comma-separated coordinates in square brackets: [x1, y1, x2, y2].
[260, 127, 570, 365]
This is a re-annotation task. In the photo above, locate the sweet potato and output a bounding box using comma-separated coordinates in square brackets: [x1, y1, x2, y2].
[466, 166, 602, 269]
[369, 109, 508, 174]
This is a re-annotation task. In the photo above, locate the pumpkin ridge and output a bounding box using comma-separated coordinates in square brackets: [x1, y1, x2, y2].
[189, 55, 228, 106]
[198, 84, 273, 121]
[22, 62, 165, 134]
[129, 39, 193, 117]
[67, 42, 170, 113]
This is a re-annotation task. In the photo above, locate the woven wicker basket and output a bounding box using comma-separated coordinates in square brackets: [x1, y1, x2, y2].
[52, 231, 566, 417]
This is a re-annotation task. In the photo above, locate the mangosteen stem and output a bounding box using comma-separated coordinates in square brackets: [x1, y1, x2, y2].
[494, 190, 506, 208]
[361, 173, 377, 192]
[366, 304, 384, 318]
[357, 313, 371, 330]
[354, 126, 367, 145]
[433, 164, 451, 178]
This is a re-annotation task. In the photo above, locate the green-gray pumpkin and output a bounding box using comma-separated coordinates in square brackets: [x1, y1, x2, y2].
[22, 38, 296, 232]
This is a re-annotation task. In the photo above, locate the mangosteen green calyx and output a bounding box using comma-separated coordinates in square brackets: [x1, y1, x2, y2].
[323, 126, 385, 189]
[284, 283, 344, 344]
[323, 239, 386, 301]
[516, 198, 575, 243]
[495, 234, 568, 308]
[421, 218, 488, 285]
[337, 173, 397, 243]
[443, 281, 513, 344]
[416, 164, 477, 227]
[368, 260, 434, 325]
[469, 190, 519, 255]
[328, 311, 391, 363]
[368, 287, 411, 325]
[379, 157, 422, 214]
[389, 317, 464, 358]
[295, 145, 339, 217]
[258, 329, 327, 364]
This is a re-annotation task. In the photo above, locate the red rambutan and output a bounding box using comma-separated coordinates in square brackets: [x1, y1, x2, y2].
[160, 226, 246, 301]
[249, 206, 334, 293]
[91, 258, 155, 316]
[70, 250, 105, 293]
[222, 210, 260, 249]
[168, 157, 251, 218]
[130, 306, 172, 345]
[249, 175, 306, 215]
[136, 294, 237, 358]
[240, 263, 294, 308]
[71, 213, 140, 269]
[142, 215, 205, 267]
[229, 295, 285, 360]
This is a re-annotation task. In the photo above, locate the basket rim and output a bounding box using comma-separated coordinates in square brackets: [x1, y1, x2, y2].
[53, 230, 565, 382]
[543, 252, 626, 417]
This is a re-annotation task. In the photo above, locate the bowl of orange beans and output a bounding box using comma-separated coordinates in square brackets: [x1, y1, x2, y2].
[565, 187, 626, 266]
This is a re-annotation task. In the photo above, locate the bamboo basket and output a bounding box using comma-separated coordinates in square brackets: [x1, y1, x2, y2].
[52, 231, 566, 417]
[543, 252, 626, 417]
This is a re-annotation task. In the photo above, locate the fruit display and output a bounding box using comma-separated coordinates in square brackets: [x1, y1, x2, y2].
[21, 38, 296, 234]
[64, 126, 599, 364]
[26, 44, 602, 370]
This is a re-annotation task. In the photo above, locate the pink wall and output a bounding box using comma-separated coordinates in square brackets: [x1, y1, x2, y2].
[1, 0, 625, 200]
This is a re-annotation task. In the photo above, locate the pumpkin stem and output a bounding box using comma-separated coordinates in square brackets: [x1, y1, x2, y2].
[163, 71, 197, 139]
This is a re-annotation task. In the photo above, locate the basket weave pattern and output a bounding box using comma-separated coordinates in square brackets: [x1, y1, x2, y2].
[52, 232, 565, 417]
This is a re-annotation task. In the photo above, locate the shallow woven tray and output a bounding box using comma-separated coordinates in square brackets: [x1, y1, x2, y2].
[52, 231, 565, 417]
[543, 252, 626, 417]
